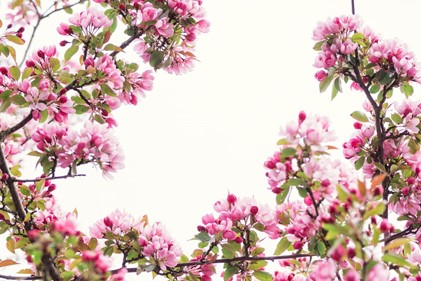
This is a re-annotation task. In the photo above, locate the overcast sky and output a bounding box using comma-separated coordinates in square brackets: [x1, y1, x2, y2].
[3, 0, 421, 280]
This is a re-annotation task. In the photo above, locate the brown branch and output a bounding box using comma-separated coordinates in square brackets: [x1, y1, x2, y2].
[0, 274, 39, 280]
[0, 111, 33, 142]
[14, 173, 86, 183]
[111, 253, 315, 274]
[0, 146, 26, 221]
[110, 29, 146, 57]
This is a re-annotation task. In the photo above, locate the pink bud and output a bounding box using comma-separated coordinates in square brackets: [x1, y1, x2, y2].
[272, 187, 281, 194]
[293, 241, 304, 250]
[250, 206, 258, 215]
[59, 95, 68, 103]
[227, 193, 237, 204]
[298, 111, 306, 123]
[379, 218, 390, 233]
[353, 122, 362, 129]
[0, 67, 8, 75]
[235, 236, 243, 244]
[330, 245, 344, 262]
[407, 177, 415, 185]
[25, 60, 35, 68]
[103, 216, 113, 228]
[28, 229, 40, 240]
[37, 50, 45, 59]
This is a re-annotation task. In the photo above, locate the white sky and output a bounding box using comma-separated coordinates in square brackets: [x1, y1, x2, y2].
[3, 0, 421, 280]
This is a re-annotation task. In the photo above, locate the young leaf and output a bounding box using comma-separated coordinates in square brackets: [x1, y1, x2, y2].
[224, 265, 238, 281]
[274, 237, 290, 255]
[319, 74, 335, 93]
[350, 111, 369, 122]
[64, 44, 79, 62]
[253, 270, 273, 281]
[6, 35, 24, 45]
[9, 66, 20, 81]
[149, 51, 165, 69]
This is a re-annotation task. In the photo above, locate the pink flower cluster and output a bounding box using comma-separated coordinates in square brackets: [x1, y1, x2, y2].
[313, 16, 360, 70]
[342, 122, 374, 160]
[264, 111, 356, 196]
[129, 0, 209, 74]
[276, 201, 320, 250]
[33, 196, 80, 236]
[31, 121, 124, 178]
[313, 15, 421, 85]
[64, 8, 111, 35]
[138, 222, 182, 270]
[81, 250, 112, 276]
[280, 111, 336, 148]
[368, 40, 419, 79]
[92, 54, 124, 89]
[200, 194, 280, 241]
[90, 209, 138, 238]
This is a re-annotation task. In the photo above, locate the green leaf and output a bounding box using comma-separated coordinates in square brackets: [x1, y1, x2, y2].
[7, 45, 16, 62]
[297, 187, 308, 198]
[362, 202, 386, 220]
[316, 241, 327, 256]
[74, 105, 89, 114]
[276, 186, 290, 204]
[10, 94, 27, 106]
[64, 44, 79, 62]
[221, 243, 236, 259]
[319, 74, 335, 93]
[354, 156, 365, 170]
[384, 238, 411, 252]
[9, 66, 20, 81]
[194, 231, 210, 243]
[375, 69, 391, 85]
[400, 82, 414, 98]
[391, 113, 403, 124]
[369, 84, 381, 93]
[280, 147, 296, 160]
[49, 58, 60, 72]
[331, 77, 342, 100]
[19, 185, 31, 196]
[350, 111, 369, 122]
[100, 83, 116, 96]
[149, 51, 165, 69]
[313, 41, 325, 51]
[249, 260, 267, 271]
[274, 237, 290, 255]
[22, 67, 33, 80]
[6, 35, 24, 45]
[382, 253, 413, 268]
[224, 265, 238, 281]
[253, 270, 273, 281]
[104, 43, 124, 53]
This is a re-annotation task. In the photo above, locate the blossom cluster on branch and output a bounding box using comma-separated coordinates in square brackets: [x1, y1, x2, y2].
[1, 2, 421, 281]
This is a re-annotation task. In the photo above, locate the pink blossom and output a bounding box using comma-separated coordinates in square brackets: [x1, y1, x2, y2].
[69, 8, 111, 32]
[90, 209, 138, 238]
[367, 264, 390, 281]
[53, 213, 79, 236]
[315, 70, 327, 81]
[310, 259, 336, 281]
[155, 18, 174, 38]
[141, 3, 161, 22]
[138, 222, 182, 270]
[94, 55, 124, 89]
[343, 269, 360, 281]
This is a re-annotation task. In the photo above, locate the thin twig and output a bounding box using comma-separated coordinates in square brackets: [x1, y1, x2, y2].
[14, 173, 86, 183]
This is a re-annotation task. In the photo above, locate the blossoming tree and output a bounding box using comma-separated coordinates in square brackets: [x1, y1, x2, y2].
[1, 0, 421, 281]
